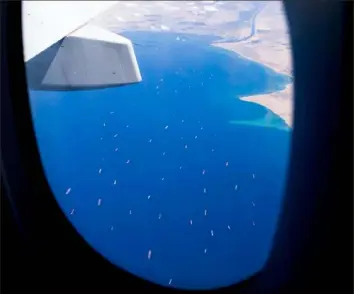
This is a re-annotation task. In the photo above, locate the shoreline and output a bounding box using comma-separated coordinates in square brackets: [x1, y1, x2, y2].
[212, 43, 292, 78]
[211, 1, 293, 128]
[212, 42, 293, 128]
[239, 83, 293, 127]
[96, 1, 293, 127]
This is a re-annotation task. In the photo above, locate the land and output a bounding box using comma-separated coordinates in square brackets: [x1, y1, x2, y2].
[212, 2, 293, 126]
[239, 84, 293, 127]
[93, 1, 293, 127]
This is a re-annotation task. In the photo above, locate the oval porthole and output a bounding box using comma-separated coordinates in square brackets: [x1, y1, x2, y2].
[23, 1, 293, 290]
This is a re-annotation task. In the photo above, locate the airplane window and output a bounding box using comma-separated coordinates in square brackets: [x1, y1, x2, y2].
[23, 1, 293, 290]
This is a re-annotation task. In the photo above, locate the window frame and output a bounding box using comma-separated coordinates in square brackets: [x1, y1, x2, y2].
[1, 1, 352, 293]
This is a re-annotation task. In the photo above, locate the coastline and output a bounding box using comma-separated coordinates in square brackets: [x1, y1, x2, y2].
[239, 83, 293, 127]
[95, 1, 293, 127]
[211, 2, 293, 128]
[211, 42, 293, 127]
[212, 42, 292, 78]
[213, 42, 293, 127]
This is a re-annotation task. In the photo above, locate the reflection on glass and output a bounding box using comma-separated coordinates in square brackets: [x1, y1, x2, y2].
[24, 1, 293, 290]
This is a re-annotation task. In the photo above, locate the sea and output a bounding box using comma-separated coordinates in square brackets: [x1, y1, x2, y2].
[28, 31, 292, 290]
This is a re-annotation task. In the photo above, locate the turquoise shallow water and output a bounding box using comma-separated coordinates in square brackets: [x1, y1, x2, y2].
[29, 32, 292, 290]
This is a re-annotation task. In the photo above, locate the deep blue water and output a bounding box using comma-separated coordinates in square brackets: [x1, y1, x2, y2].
[29, 32, 291, 290]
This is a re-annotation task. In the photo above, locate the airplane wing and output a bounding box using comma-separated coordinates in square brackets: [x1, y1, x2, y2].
[22, 1, 142, 90]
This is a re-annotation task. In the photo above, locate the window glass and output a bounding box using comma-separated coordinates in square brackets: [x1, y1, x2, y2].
[23, 1, 293, 290]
